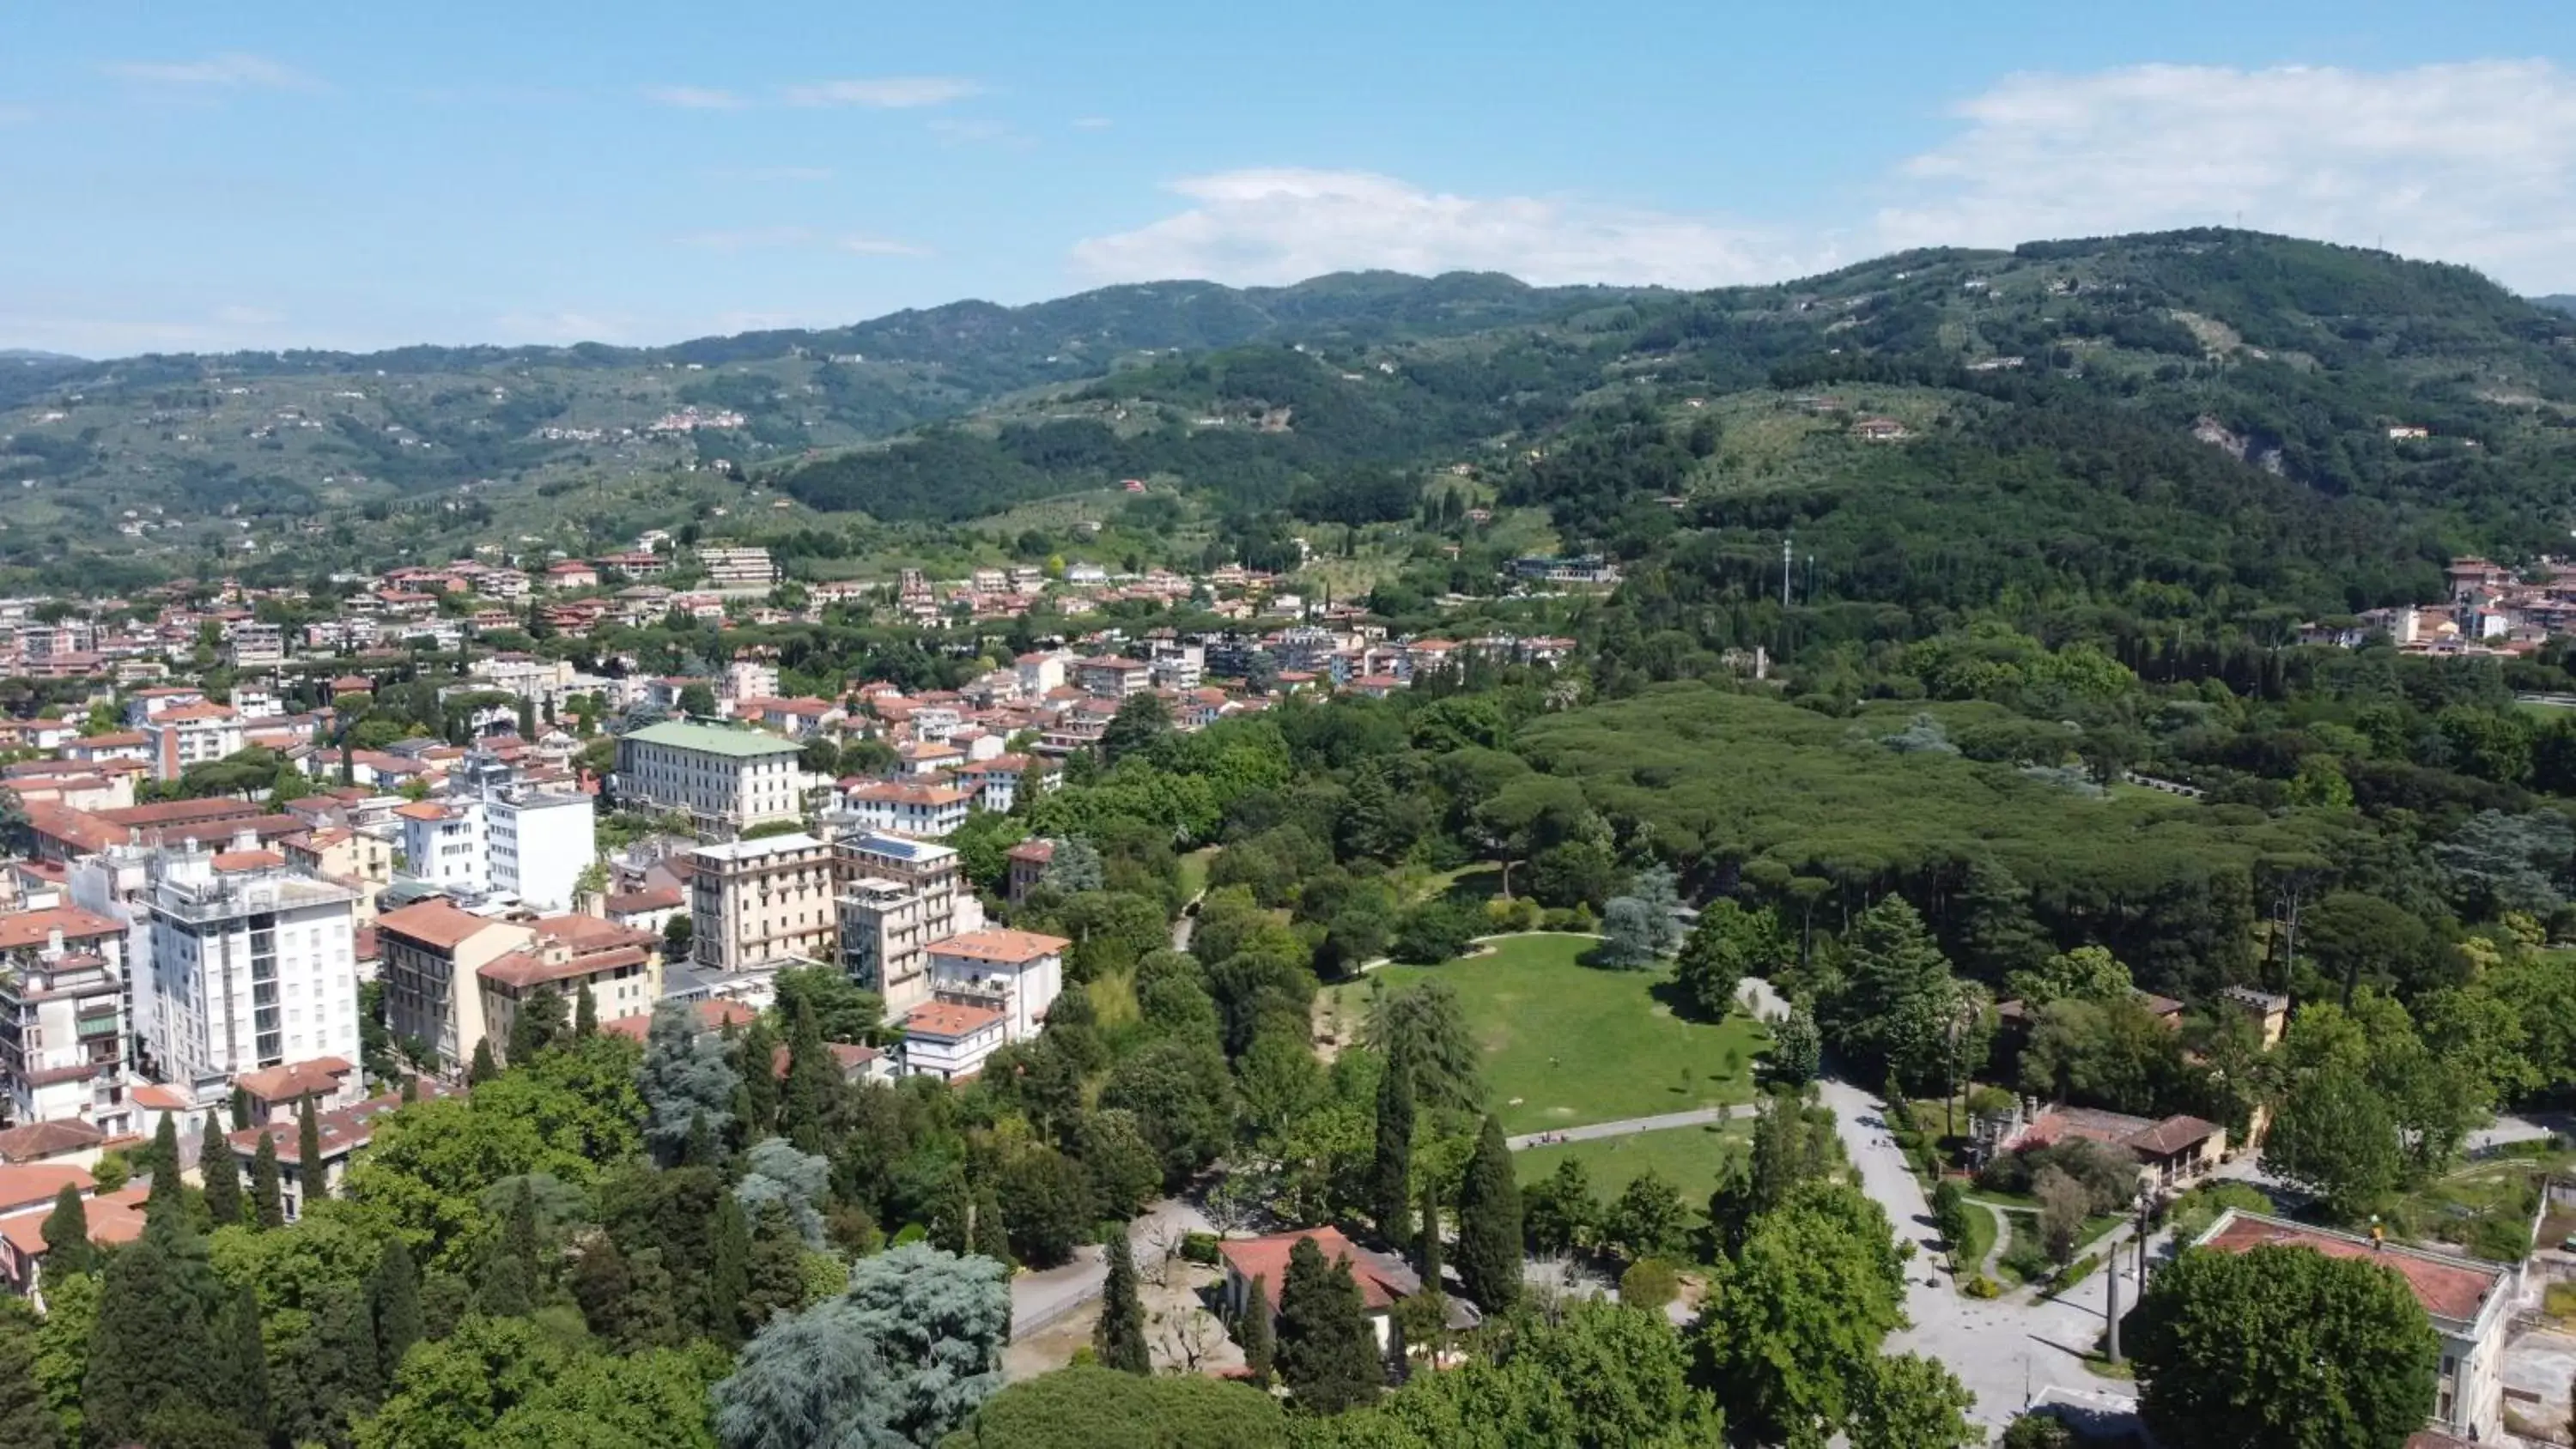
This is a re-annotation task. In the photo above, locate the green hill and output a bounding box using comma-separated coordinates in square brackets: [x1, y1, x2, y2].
[8, 229, 2576, 619]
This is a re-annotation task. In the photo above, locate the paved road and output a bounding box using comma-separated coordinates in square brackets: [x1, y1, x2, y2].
[1816, 1077, 2135, 1434]
[1505, 1104, 1755, 1152]
[1010, 1195, 1212, 1339]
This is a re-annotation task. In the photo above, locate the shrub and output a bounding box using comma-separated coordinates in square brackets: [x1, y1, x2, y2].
[1998, 1237, 2051, 1283]
[1619, 1258, 1680, 1313]
[1539, 907, 1589, 932]
[1182, 1232, 1221, 1265]
[1964, 1275, 2002, 1299]
[2041, 1253, 2099, 1297]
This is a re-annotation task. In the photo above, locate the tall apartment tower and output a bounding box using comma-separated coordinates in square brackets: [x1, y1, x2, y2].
[139, 835, 361, 1104]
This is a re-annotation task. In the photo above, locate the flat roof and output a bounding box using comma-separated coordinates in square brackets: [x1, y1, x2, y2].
[693, 831, 825, 862]
[621, 719, 799, 758]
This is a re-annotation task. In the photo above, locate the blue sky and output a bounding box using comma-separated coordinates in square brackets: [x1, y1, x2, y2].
[4, 1, 2573, 355]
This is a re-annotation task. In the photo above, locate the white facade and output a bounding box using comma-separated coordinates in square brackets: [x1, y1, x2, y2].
[615, 719, 802, 838]
[924, 928, 1066, 1043]
[143, 705, 243, 781]
[689, 832, 838, 973]
[834, 831, 975, 1018]
[139, 844, 361, 1103]
[841, 780, 971, 840]
[489, 790, 594, 912]
[397, 801, 488, 894]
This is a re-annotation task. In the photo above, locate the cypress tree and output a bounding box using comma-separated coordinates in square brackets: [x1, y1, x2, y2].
[297, 1097, 326, 1210]
[84, 1194, 219, 1446]
[223, 1280, 271, 1440]
[683, 1110, 717, 1168]
[779, 997, 837, 1153]
[1095, 1231, 1150, 1374]
[1240, 1274, 1275, 1388]
[475, 1179, 538, 1318]
[399, 1074, 418, 1104]
[741, 1200, 806, 1334]
[39, 1185, 91, 1276]
[574, 982, 598, 1038]
[1384, 1297, 1409, 1387]
[469, 1039, 499, 1084]
[1372, 1038, 1414, 1248]
[707, 1191, 751, 1344]
[1275, 1237, 1381, 1414]
[143, 1113, 181, 1206]
[572, 1234, 635, 1346]
[249, 1132, 285, 1228]
[1418, 1175, 1443, 1287]
[736, 1016, 781, 1136]
[0, 1300, 53, 1449]
[971, 1179, 1012, 1265]
[198, 1110, 242, 1228]
[368, 1236, 422, 1383]
[1455, 1113, 1522, 1313]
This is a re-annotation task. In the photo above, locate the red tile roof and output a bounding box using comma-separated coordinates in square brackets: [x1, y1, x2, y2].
[600, 998, 756, 1040]
[0, 1182, 146, 1258]
[211, 849, 285, 873]
[902, 1002, 1005, 1040]
[1217, 1227, 1416, 1311]
[0, 1163, 93, 1215]
[929, 927, 1069, 965]
[0, 1118, 106, 1163]
[234, 1056, 355, 1104]
[2201, 1211, 2505, 1325]
[375, 899, 501, 952]
[0, 906, 125, 951]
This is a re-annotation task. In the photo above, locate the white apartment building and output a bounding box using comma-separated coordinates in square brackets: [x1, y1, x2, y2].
[0, 906, 133, 1129]
[143, 702, 242, 781]
[138, 840, 361, 1104]
[1014, 652, 1067, 699]
[723, 658, 780, 703]
[698, 546, 778, 588]
[393, 757, 597, 913]
[224, 622, 286, 670]
[841, 779, 972, 840]
[834, 831, 979, 1018]
[615, 719, 802, 838]
[689, 832, 838, 974]
[921, 927, 1066, 1044]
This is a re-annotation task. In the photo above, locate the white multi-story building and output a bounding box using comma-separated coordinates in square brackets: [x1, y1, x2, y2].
[841, 779, 972, 840]
[698, 547, 777, 589]
[689, 832, 837, 974]
[224, 622, 286, 670]
[392, 755, 596, 912]
[920, 927, 1066, 1043]
[614, 719, 802, 839]
[143, 702, 242, 781]
[137, 839, 361, 1104]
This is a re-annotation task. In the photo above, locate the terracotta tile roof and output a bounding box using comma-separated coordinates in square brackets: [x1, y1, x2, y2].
[391, 801, 450, 822]
[902, 1002, 1005, 1040]
[0, 1182, 146, 1258]
[94, 797, 263, 828]
[226, 1082, 450, 1166]
[0, 906, 124, 951]
[2123, 1114, 2221, 1157]
[0, 1163, 94, 1215]
[1217, 1227, 1419, 1311]
[478, 943, 649, 990]
[605, 886, 684, 915]
[929, 927, 1069, 965]
[1005, 840, 1056, 863]
[129, 1083, 192, 1111]
[0, 1118, 106, 1163]
[234, 1056, 355, 1104]
[211, 849, 285, 873]
[375, 899, 501, 952]
[2200, 1210, 2505, 1325]
[531, 914, 654, 952]
[600, 998, 756, 1040]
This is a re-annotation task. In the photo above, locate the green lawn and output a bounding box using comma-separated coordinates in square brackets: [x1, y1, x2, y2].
[1176, 846, 1218, 902]
[1954, 1198, 1999, 1276]
[1334, 933, 1768, 1134]
[1514, 1121, 1749, 1203]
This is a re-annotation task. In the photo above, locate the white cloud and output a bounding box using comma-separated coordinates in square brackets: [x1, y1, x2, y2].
[645, 85, 747, 110]
[782, 76, 979, 109]
[1072, 116, 1112, 130]
[1072, 169, 1822, 288]
[103, 52, 324, 92]
[1876, 61, 2576, 291]
[840, 234, 932, 258]
[678, 226, 820, 251]
[736, 166, 835, 183]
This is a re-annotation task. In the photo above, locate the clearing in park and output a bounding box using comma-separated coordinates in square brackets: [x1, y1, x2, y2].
[1327, 932, 1769, 1136]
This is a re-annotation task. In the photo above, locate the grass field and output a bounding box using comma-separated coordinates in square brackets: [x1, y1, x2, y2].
[1513, 1121, 1749, 1203]
[1177, 846, 1218, 902]
[1332, 933, 1768, 1135]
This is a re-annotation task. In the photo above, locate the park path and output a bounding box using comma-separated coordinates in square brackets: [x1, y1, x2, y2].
[1504, 1103, 1755, 1152]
